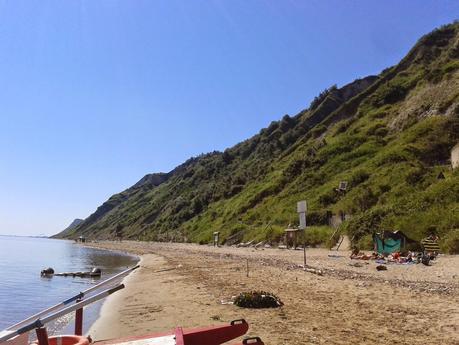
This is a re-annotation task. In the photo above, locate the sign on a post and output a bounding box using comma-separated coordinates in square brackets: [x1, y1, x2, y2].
[299, 213, 306, 229]
[297, 200, 307, 229]
[297, 200, 307, 213]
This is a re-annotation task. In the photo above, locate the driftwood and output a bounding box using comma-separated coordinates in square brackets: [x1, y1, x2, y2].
[54, 271, 101, 277]
[304, 267, 323, 276]
[41, 267, 102, 278]
[236, 240, 255, 248]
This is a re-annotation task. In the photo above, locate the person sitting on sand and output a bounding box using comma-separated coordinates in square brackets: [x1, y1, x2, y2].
[350, 249, 373, 260]
[350, 248, 361, 259]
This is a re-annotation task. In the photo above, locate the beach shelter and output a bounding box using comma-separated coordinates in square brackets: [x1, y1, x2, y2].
[373, 230, 414, 254]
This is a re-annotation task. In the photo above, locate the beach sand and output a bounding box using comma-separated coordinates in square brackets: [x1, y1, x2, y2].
[87, 241, 459, 345]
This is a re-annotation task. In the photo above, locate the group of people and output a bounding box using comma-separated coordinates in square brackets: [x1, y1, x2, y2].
[350, 249, 438, 266]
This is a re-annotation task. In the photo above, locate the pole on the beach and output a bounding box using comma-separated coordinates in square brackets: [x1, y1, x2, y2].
[6, 265, 139, 332]
[246, 259, 249, 278]
[303, 244, 307, 269]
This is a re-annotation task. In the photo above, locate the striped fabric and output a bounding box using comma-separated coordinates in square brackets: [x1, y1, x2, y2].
[421, 238, 441, 253]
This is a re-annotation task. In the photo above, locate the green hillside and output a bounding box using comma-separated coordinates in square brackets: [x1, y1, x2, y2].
[56, 23, 459, 253]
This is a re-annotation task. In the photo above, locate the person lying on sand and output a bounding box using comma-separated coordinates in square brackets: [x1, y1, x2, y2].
[350, 249, 378, 260]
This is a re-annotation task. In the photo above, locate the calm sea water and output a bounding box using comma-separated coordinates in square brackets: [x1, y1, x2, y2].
[0, 236, 138, 335]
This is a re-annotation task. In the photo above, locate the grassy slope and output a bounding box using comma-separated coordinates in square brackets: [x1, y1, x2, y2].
[61, 23, 459, 250]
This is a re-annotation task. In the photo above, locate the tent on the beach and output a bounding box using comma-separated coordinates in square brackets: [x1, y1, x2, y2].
[373, 231, 415, 254]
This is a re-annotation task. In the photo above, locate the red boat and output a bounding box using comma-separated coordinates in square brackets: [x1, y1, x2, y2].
[0, 267, 264, 345]
[95, 319, 263, 345]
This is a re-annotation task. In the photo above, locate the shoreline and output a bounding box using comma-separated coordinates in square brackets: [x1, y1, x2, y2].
[87, 255, 145, 339]
[86, 250, 236, 341]
[65, 243, 140, 338]
[83, 241, 459, 345]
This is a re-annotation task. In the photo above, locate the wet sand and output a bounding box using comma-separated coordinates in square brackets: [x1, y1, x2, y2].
[87, 241, 459, 345]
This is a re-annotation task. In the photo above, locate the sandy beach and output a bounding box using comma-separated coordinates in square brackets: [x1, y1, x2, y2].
[87, 241, 459, 345]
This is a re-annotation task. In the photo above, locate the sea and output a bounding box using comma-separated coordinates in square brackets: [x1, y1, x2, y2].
[0, 235, 138, 336]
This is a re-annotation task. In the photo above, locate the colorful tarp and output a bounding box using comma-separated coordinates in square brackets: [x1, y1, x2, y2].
[374, 236, 401, 254]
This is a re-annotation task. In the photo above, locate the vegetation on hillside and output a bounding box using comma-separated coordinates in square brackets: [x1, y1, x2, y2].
[57, 22, 459, 253]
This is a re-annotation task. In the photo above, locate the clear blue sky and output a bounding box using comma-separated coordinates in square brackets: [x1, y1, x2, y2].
[0, 1, 457, 236]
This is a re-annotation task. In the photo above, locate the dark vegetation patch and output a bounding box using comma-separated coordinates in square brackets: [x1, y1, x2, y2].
[234, 291, 283, 309]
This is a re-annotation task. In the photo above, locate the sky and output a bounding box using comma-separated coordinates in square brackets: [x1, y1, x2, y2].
[0, 1, 457, 236]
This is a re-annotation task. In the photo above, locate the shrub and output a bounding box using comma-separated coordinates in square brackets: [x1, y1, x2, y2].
[374, 127, 389, 137]
[283, 158, 311, 178]
[310, 124, 327, 138]
[318, 189, 338, 206]
[372, 82, 408, 106]
[265, 225, 285, 243]
[375, 149, 410, 166]
[366, 123, 386, 136]
[356, 234, 374, 251]
[335, 118, 354, 134]
[191, 198, 204, 213]
[234, 291, 283, 308]
[355, 187, 378, 211]
[222, 150, 234, 164]
[419, 24, 456, 47]
[439, 230, 459, 254]
[344, 207, 390, 242]
[265, 121, 279, 136]
[405, 242, 423, 252]
[279, 114, 295, 132]
[349, 170, 370, 188]
[301, 226, 334, 247]
[307, 210, 331, 226]
[405, 167, 426, 185]
[280, 131, 296, 148]
[378, 184, 391, 194]
[426, 67, 443, 84]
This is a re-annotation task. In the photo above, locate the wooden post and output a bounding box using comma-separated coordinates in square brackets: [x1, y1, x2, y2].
[303, 245, 307, 269]
[246, 259, 249, 277]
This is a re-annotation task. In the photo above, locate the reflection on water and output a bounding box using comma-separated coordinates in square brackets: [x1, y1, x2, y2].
[0, 236, 138, 335]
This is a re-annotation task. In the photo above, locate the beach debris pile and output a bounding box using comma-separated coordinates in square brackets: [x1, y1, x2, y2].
[234, 291, 283, 309]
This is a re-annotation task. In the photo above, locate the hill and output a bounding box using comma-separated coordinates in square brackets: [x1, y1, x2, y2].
[55, 22, 459, 252]
[58, 218, 84, 237]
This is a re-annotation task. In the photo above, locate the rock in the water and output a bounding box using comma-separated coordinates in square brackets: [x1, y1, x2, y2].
[41, 267, 54, 276]
[90, 267, 102, 276]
